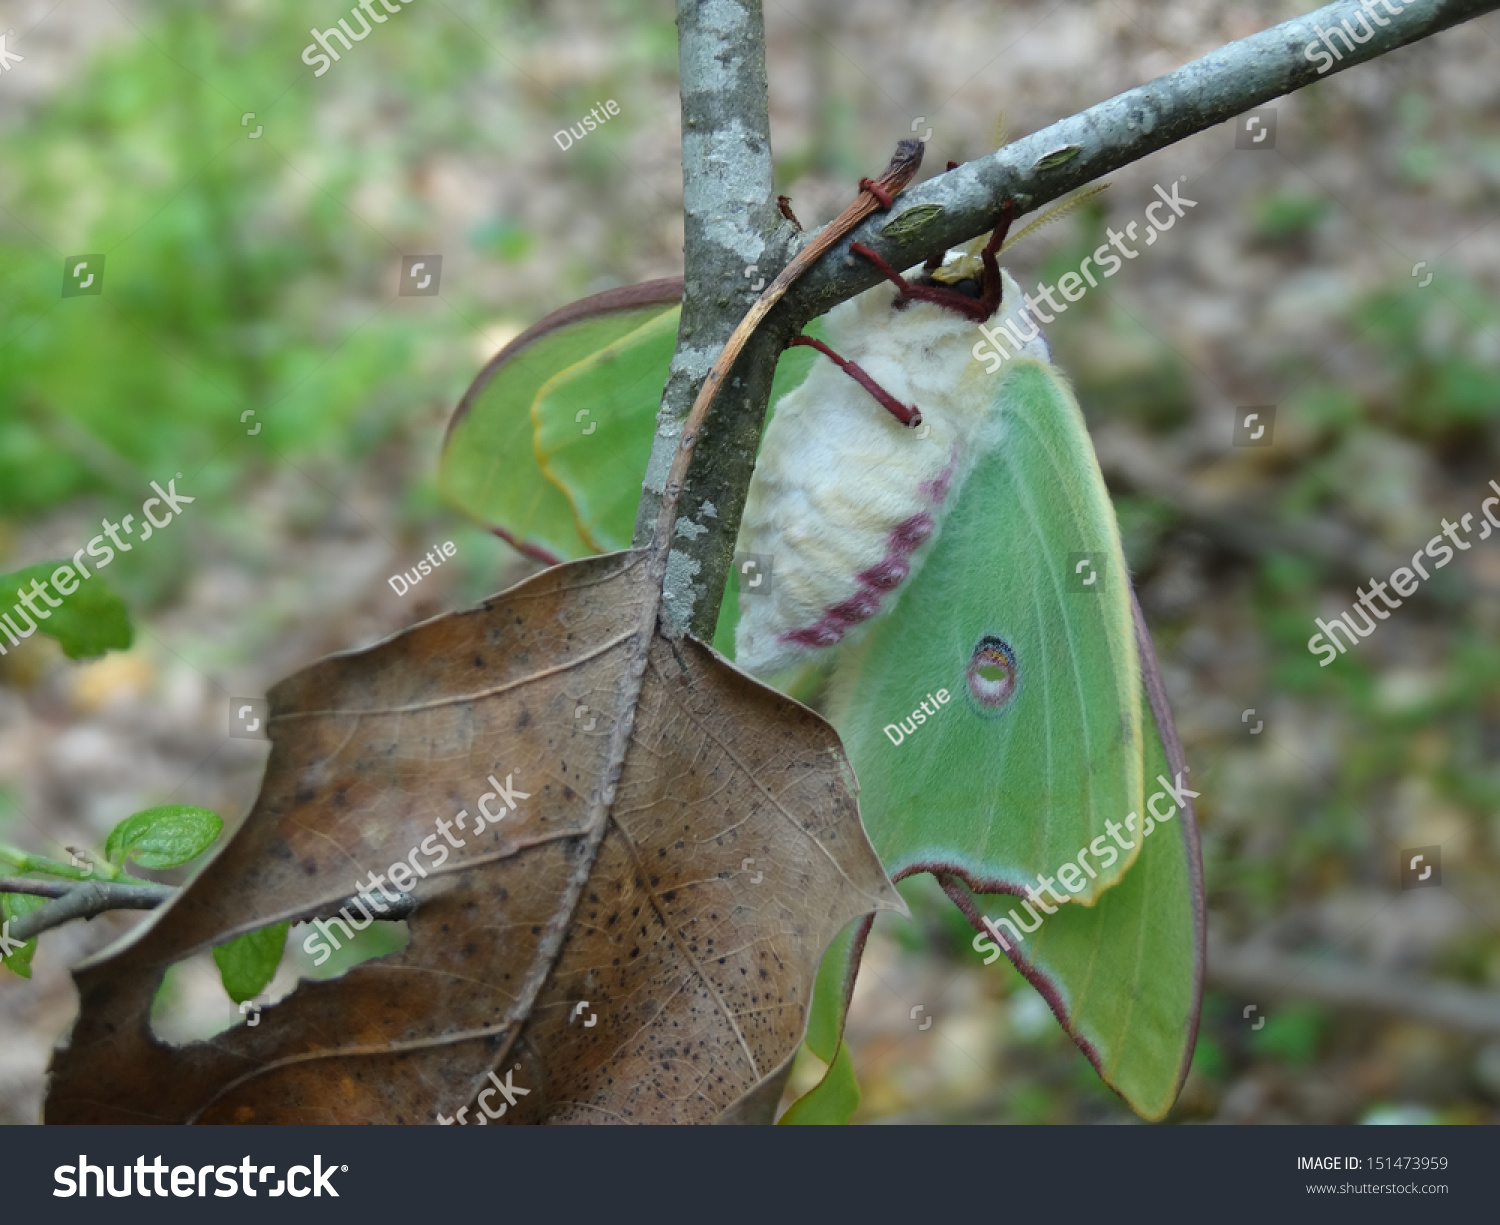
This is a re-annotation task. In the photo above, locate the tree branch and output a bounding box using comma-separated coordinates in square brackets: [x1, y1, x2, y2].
[6, 879, 175, 943]
[633, 0, 1498, 642]
[0, 876, 102, 899]
[1208, 937, 1500, 1039]
[4, 879, 416, 946]
[780, 0, 1500, 325]
[631, 0, 801, 639]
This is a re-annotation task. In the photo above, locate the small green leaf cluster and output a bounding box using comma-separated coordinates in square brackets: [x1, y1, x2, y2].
[0, 563, 132, 660]
[1, 806, 279, 1002]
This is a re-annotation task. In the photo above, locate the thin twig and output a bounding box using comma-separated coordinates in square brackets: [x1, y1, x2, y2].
[1207, 937, 1500, 1039]
[0, 876, 94, 899]
[7, 880, 176, 943]
[4, 879, 415, 946]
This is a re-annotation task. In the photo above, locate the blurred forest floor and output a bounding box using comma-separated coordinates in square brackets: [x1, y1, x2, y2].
[2, 0, 1500, 1124]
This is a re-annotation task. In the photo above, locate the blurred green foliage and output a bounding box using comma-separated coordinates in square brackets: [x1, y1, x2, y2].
[0, 0, 559, 522]
[1253, 193, 1329, 242]
[1249, 1003, 1330, 1065]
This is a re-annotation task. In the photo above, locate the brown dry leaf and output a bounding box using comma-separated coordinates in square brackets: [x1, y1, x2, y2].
[44, 551, 901, 1123]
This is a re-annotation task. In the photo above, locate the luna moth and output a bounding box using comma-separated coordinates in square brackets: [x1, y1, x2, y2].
[439, 179, 1205, 1122]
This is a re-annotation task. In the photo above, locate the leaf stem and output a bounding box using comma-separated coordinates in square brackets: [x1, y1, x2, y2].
[0, 846, 122, 882]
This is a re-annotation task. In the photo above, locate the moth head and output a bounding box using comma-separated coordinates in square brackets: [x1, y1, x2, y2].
[892, 242, 986, 316]
[905, 247, 1027, 328]
[903, 186, 1110, 326]
[902, 235, 1014, 325]
[839, 239, 1039, 357]
[926, 244, 988, 299]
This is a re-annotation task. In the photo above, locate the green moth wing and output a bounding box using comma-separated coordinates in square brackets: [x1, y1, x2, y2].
[532, 307, 682, 552]
[826, 357, 1143, 905]
[788, 598, 1204, 1122]
[439, 278, 684, 564]
[535, 319, 825, 553]
[786, 357, 1202, 1121]
[947, 595, 1204, 1120]
[443, 277, 823, 562]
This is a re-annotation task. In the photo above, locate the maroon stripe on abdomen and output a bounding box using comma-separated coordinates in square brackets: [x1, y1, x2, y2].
[778, 511, 943, 650]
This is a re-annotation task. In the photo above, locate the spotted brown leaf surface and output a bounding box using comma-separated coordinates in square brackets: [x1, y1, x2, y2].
[44, 552, 901, 1124]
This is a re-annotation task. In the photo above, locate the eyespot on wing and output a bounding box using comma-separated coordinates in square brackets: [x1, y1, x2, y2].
[966, 634, 1018, 715]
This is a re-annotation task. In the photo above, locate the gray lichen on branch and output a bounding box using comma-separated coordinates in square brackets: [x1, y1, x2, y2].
[631, 0, 798, 639]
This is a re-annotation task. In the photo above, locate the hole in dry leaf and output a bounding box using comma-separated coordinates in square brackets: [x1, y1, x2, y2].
[292, 915, 410, 981]
[147, 919, 409, 1047]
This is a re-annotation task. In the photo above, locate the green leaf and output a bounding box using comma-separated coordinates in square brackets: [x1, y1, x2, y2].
[0, 561, 132, 659]
[213, 922, 290, 1004]
[780, 920, 862, 1124]
[439, 284, 685, 563]
[104, 805, 222, 870]
[1, 891, 46, 978]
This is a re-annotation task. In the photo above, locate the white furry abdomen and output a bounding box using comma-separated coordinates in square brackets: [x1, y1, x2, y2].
[733, 267, 1047, 676]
